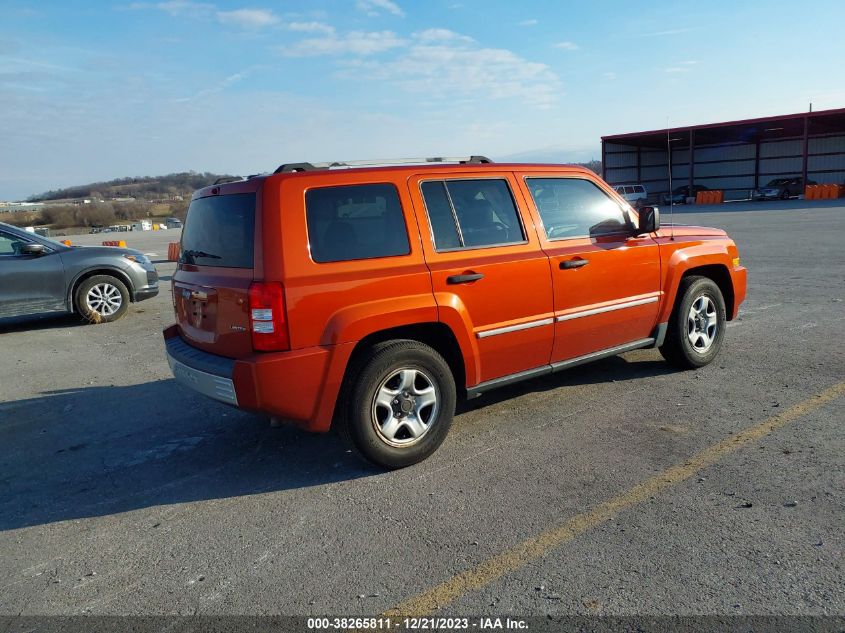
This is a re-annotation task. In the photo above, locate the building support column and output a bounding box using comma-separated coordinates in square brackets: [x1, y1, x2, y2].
[601, 141, 607, 181]
[753, 138, 761, 190]
[801, 115, 810, 184]
[688, 129, 695, 193]
[636, 146, 641, 184]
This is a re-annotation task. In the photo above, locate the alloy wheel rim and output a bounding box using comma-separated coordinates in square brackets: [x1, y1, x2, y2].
[687, 295, 718, 353]
[371, 367, 439, 447]
[86, 283, 122, 316]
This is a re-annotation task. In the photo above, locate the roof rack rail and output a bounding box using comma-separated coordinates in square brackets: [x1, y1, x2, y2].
[272, 156, 493, 174]
[212, 176, 243, 185]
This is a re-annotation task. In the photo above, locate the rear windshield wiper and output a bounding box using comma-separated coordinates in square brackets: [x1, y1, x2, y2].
[182, 249, 222, 261]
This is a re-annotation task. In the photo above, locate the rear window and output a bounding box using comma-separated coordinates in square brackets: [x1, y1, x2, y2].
[181, 193, 255, 268]
[306, 183, 410, 263]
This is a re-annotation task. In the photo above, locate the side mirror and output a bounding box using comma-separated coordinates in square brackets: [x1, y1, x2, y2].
[20, 243, 48, 256]
[638, 206, 660, 233]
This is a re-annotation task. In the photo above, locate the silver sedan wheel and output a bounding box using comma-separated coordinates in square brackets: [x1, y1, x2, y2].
[86, 282, 123, 316]
[687, 295, 718, 352]
[371, 368, 439, 448]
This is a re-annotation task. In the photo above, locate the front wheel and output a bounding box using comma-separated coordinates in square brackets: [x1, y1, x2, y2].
[74, 275, 130, 323]
[340, 340, 456, 469]
[659, 276, 727, 369]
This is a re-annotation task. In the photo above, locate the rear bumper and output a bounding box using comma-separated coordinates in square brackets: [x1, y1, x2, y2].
[165, 332, 238, 406]
[162, 325, 349, 432]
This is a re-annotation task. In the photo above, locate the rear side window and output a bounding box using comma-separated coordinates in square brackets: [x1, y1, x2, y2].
[181, 193, 255, 268]
[633, 185, 645, 193]
[624, 186, 635, 194]
[306, 183, 410, 263]
[420, 179, 525, 250]
[526, 178, 631, 239]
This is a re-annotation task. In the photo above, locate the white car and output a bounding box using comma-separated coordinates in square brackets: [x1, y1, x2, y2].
[613, 184, 648, 207]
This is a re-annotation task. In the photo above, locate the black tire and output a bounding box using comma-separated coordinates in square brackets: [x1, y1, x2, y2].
[74, 275, 130, 323]
[780, 189, 790, 200]
[659, 275, 726, 369]
[339, 340, 456, 469]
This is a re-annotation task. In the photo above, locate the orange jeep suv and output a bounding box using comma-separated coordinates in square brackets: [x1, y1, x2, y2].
[163, 157, 747, 469]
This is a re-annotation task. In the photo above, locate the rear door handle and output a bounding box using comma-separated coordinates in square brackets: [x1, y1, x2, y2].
[560, 259, 589, 270]
[447, 273, 484, 284]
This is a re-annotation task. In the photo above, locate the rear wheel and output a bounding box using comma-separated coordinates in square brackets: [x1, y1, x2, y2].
[74, 275, 130, 323]
[659, 276, 726, 369]
[340, 340, 456, 469]
[780, 189, 790, 200]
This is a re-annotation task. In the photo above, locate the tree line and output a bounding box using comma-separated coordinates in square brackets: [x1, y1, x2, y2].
[28, 171, 235, 202]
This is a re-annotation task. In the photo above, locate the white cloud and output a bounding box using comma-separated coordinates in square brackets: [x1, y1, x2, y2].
[286, 21, 335, 35]
[130, 2, 280, 27]
[356, 0, 404, 17]
[640, 27, 692, 37]
[216, 8, 280, 28]
[128, 1, 214, 18]
[665, 61, 697, 73]
[280, 31, 407, 57]
[518, 19, 538, 26]
[337, 34, 561, 109]
[553, 41, 579, 50]
[174, 69, 250, 103]
[413, 28, 473, 43]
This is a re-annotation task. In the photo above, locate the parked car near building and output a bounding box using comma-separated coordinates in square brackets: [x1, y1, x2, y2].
[612, 184, 648, 207]
[0, 222, 159, 322]
[163, 157, 746, 469]
[662, 184, 709, 205]
[753, 177, 815, 200]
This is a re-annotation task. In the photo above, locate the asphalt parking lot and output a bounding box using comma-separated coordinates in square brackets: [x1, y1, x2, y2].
[1, 200, 844, 621]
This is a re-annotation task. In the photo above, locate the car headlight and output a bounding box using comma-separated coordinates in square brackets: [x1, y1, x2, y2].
[123, 253, 151, 265]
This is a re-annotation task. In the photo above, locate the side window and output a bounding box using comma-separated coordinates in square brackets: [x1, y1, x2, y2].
[0, 231, 27, 255]
[420, 179, 525, 250]
[623, 186, 635, 195]
[633, 185, 645, 193]
[305, 183, 410, 263]
[525, 178, 631, 240]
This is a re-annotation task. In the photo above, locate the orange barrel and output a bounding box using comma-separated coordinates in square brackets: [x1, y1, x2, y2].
[61, 239, 72, 246]
[168, 242, 180, 262]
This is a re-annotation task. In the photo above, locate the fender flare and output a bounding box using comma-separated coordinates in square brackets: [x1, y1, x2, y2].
[658, 245, 732, 323]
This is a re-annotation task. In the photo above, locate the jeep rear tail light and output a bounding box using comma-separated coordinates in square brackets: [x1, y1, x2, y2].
[248, 282, 290, 351]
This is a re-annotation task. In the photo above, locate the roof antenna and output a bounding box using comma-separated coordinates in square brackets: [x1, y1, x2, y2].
[667, 116, 675, 241]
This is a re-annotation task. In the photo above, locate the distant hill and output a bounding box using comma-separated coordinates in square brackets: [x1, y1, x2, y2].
[28, 171, 238, 202]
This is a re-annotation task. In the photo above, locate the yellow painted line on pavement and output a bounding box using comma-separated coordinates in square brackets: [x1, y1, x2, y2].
[385, 381, 845, 616]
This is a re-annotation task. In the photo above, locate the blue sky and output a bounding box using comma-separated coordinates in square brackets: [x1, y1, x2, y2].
[1, 0, 843, 200]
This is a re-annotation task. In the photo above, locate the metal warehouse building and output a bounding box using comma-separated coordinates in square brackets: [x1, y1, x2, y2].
[601, 107, 845, 201]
